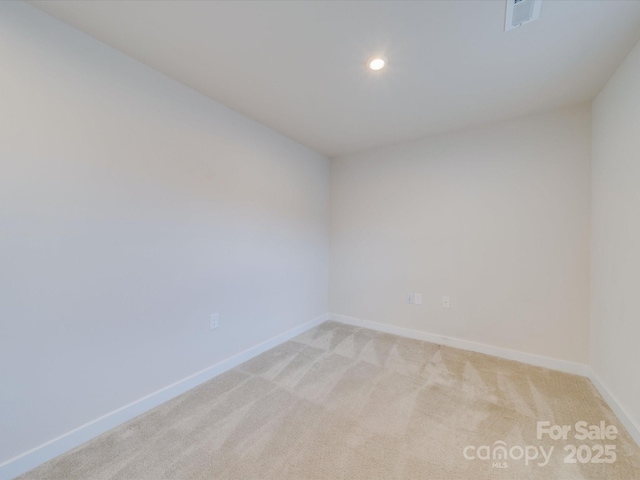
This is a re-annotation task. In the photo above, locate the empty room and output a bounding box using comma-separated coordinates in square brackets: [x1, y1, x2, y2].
[2, 0, 640, 478]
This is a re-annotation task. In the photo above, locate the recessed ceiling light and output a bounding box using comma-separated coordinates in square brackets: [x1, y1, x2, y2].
[368, 57, 386, 71]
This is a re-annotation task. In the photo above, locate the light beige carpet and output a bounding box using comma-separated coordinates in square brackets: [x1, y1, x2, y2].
[18, 321, 640, 479]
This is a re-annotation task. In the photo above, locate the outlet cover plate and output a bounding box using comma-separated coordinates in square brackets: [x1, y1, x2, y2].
[210, 313, 219, 330]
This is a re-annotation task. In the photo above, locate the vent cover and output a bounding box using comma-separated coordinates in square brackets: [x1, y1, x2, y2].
[505, 0, 542, 31]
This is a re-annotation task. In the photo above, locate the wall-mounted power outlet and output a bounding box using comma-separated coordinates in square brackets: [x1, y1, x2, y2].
[406, 293, 422, 305]
[442, 296, 450, 308]
[210, 313, 219, 330]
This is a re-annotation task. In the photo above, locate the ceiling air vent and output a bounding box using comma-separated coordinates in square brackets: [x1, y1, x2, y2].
[505, 0, 542, 31]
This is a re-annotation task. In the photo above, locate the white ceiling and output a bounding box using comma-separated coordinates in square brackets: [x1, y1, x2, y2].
[29, 0, 640, 157]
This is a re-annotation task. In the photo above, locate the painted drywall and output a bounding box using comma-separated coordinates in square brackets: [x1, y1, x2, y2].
[591, 38, 640, 435]
[0, 2, 329, 464]
[330, 104, 591, 364]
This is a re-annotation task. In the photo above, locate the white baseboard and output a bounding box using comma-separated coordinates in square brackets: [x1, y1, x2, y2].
[0, 313, 328, 480]
[331, 314, 640, 448]
[4, 313, 638, 479]
[330, 313, 590, 377]
[588, 369, 640, 448]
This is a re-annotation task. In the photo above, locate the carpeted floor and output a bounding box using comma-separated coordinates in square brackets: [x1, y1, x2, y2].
[18, 321, 640, 479]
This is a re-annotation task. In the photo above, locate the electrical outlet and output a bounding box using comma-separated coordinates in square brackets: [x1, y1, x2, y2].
[406, 293, 414, 304]
[414, 294, 422, 305]
[210, 313, 219, 330]
[442, 296, 450, 308]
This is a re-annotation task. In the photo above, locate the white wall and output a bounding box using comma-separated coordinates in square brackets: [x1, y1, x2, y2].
[591, 38, 640, 434]
[330, 104, 591, 364]
[0, 2, 329, 464]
